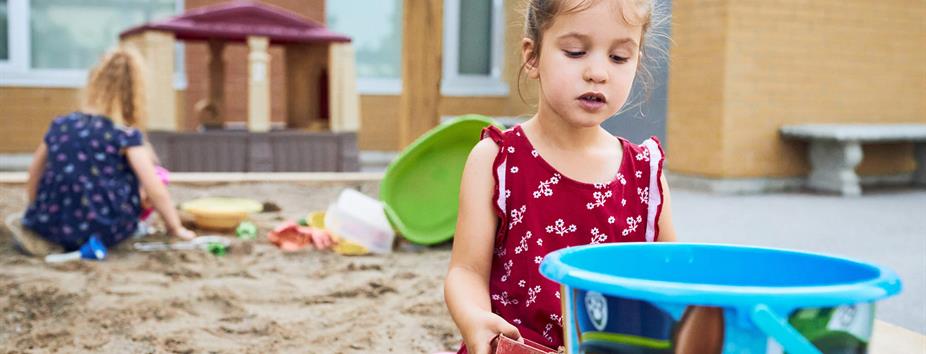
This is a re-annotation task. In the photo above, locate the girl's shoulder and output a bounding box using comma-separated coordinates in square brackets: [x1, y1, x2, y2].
[47, 111, 143, 147]
[480, 124, 534, 152]
[617, 135, 664, 160]
[480, 125, 510, 146]
[48, 111, 84, 127]
[49, 111, 106, 130]
[43, 112, 87, 139]
[474, 124, 516, 160]
[615, 135, 666, 180]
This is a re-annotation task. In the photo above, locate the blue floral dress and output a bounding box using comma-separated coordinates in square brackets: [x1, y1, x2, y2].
[23, 112, 144, 250]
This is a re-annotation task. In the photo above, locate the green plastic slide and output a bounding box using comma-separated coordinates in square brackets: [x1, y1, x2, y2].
[381, 115, 503, 245]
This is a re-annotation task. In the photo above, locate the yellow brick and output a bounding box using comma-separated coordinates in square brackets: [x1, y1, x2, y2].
[669, 0, 925, 178]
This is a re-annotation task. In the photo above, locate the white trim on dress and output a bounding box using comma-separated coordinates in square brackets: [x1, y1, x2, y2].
[642, 139, 663, 242]
[496, 157, 507, 214]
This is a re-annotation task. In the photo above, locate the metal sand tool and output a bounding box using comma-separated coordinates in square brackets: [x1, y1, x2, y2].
[133, 235, 232, 255]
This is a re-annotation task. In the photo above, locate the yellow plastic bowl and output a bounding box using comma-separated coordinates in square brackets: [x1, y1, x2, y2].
[180, 197, 263, 230]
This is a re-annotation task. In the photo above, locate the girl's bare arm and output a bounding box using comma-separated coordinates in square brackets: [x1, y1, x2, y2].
[445, 138, 520, 354]
[26, 143, 48, 203]
[126, 146, 194, 239]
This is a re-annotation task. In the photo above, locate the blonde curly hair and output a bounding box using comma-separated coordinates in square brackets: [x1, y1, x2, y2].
[82, 47, 147, 128]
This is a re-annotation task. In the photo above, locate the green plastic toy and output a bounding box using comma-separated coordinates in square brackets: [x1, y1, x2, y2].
[380, 115, 503, 245]
[207, 242, 227, 256]
[235, 221, 257, 240]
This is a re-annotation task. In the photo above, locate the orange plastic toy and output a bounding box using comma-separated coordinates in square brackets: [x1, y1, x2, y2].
[267, 222, 330, 252]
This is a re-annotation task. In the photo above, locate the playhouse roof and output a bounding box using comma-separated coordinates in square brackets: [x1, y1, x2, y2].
[120, 1, 351, 44]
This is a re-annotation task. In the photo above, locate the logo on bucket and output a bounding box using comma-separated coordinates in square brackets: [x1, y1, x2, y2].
[827, 303, 873, 341]
[585, 291, 608, 331]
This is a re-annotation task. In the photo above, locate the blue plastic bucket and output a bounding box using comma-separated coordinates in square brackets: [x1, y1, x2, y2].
[539, 243, 902, 354]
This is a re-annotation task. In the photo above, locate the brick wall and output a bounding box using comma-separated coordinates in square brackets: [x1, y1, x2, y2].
[0, 88, 187, 153]
[0, 88, 80, 153]
[666, 0, 729, 177]
[669, 0, 925, 178]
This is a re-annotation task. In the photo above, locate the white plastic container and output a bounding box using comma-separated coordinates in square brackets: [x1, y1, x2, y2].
[324, 189, 396, 254]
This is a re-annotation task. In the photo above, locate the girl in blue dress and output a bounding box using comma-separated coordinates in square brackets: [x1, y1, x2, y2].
[11, 47, 195, 255]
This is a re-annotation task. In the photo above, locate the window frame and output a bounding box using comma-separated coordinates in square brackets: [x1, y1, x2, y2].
[0, 0, 186, 88]
[0, 0, 27, 72]
[441, 0, 508, 97]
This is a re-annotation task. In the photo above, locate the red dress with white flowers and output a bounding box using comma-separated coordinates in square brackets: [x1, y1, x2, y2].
[458, 125, 666, 353]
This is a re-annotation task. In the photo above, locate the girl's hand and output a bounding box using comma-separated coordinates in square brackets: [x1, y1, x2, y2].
[171, 226, 196, 240]
[464, 311, 521, 354]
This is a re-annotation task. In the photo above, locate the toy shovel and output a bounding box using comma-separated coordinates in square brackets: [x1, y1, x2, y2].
[45, 236, 107, 263]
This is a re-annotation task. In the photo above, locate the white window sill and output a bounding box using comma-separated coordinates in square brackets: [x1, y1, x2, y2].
[356, 78, 402, 95]
[441, 115, 526, 127]
[441, 78, 509, 97]
[0, 70, 188, 89]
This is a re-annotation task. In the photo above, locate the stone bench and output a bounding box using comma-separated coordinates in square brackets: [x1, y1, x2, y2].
[780, 124, 926, 196]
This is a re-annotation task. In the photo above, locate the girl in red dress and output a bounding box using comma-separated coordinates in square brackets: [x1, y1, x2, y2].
[444, 1, 679, 353]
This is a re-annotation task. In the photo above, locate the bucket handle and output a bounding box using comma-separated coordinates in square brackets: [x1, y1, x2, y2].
[750, 304, 821, 354]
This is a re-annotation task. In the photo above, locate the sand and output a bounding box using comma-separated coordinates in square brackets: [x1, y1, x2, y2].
[0, 181, 461, 353]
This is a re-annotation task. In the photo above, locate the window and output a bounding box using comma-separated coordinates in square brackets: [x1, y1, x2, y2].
[0, 0, 8, 61]
[0, 0, 184, 87]
[442, 0, 507, 96]
[31, 0, 174, 69]
[327, 0, 403, 94]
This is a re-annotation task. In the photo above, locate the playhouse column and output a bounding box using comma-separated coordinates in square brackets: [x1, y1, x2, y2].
[328, 42, 360, 132]
[120, 30, 176, 131]
[399, 0, 442, 147]
[247, 36, 271, 132]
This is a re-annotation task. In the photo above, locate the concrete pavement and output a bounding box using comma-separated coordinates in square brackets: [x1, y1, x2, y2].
[670, 186, 926, 333]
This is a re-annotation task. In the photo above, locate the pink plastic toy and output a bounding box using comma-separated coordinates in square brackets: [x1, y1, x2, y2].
[140, 165, 170, 221]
